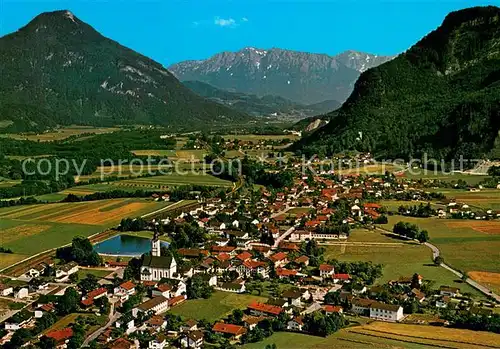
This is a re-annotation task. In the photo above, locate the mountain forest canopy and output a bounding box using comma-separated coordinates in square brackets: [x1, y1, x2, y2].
[293, 6, 500, 161]
[0, 10, 251, 133]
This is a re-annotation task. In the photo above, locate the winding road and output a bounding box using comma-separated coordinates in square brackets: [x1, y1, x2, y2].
[375, 227, 500, 302]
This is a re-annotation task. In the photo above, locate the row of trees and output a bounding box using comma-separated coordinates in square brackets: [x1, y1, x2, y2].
[393, 221, 430, 243]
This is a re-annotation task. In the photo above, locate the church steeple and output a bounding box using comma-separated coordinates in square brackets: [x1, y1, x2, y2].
[151, 227, 161, 257]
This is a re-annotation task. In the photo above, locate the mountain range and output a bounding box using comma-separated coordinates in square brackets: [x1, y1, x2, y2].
[169, 48, 394, 105]
[293, 6, 500, 161]
[182, 80, 341, 118]
[0, 10, 249, 132]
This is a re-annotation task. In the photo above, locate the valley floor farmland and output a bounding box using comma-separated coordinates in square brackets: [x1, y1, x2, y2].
[0, 198, 170, 259]
[243, 321, 500, 349]
[381, 216, 500, 275]
[324, 229, 482, 296]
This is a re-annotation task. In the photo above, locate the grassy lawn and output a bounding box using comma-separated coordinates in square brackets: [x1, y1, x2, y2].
[380, 216, 500, 275]
[121, 231, 171, 242]
[76, 269, 113, 280]
[169, 291, 266, 322]
[324, 230, 482, 296]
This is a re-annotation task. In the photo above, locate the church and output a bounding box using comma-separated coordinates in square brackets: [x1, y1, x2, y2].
[141, 232, 177, 281]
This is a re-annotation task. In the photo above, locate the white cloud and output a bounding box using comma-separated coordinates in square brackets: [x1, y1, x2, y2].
[214, 17, 236, 27]
[241, 17, 249, 22]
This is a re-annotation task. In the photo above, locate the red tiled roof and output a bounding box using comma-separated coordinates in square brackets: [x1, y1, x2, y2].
[243, 260, 266, 269]
[119, 281, 135, 291]
[364, 203, 382, 209]
[157, 284, 172, 292]
[295, 255, 309, 264]
[168, 295, 186, 307]
[333, 273, 351, 280]
[248, 301, 283, 316]
[305, 220, 321, 227]
[319, 264, 334, 272]
[212, 322, 247, 336]
[87, 287, 107, 299]
[276, 268, 297, 277]
[46, 328, 73, 342]
[324, 305, 343, 313]
[40, 303, 55, 312]
[211, 246, 236, 253]
[270, 252, 287, 262]
[81, 298, 94, 307]
[236, 251, 252, 261]
[279, 242, 299, 251]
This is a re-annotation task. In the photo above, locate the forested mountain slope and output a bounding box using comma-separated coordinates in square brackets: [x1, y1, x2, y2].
[293, 6, 500, 161]
[0, 10, 249, 132]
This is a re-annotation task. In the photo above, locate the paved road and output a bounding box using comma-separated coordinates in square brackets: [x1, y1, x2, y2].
[83, 303, 120, 346]
[424, 242, 500, 302]
[375, 227, 499, 302]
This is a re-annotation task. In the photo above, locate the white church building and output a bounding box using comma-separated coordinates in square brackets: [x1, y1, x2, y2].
[141, 233, 177, 281]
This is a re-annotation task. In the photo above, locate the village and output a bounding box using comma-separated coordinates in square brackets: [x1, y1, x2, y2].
[0, 148, 499, 349]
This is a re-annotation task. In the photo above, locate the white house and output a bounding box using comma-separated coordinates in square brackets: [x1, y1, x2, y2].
[287, 317, 304, 331]
[133, 296, 170, 317]
[148, 335, 168, 349]
[369, 302, 404, 322]
[0, 284, 13, 296]
[180, 331, 204, 348]
[319, 264, 335, 278]
[14, 287, 29, 299]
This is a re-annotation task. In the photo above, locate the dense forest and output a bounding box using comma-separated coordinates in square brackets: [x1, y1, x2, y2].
[293, 6, 500, 161]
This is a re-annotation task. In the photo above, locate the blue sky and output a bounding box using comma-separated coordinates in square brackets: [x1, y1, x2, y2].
[1, 0, 498, 66]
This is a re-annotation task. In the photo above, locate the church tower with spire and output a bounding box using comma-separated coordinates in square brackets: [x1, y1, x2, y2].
[151, 229, 161, 257]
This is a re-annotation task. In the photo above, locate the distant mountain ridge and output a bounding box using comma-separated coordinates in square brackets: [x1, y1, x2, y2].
[293, 6, 500, 161]
[183, 80, 341, 117]
[0, 10, 250, 132]
[169, 48, 394, 105]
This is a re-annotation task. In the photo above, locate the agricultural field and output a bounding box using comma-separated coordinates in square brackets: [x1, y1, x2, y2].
[169, 291, 266, 322]
[0, 198, 170, 258]
[467, 271, 500, 294]
[324, 229, 481, 296]
[379, 200, 446, 212]
[381, 216, 500, 275]
[345, 321, 500, 349]
[243, 320, 500, 349]
[403, 171, 490, 186]
[221, 134, 300, 141]
[243, 329, 438, 349]
[429, 189, 500, 210]
[2, 126, 120, 142]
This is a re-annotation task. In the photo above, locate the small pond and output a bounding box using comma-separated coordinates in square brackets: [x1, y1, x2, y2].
[94, 235, 168, 256]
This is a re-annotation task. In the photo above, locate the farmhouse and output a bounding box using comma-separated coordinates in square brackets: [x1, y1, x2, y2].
[212, 322, 247, 339]
[369, 302, 404, 322]
[247, 301, 283, 317]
